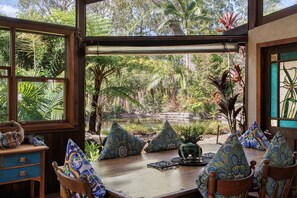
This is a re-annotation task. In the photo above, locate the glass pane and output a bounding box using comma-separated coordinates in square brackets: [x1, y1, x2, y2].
[0, 69, 8, 76]
[0, 115, 8, 122]
[280, 51, 297, 61]
[0, 78, 9, 121]
[264, 0, 297, 16]
[0, 29, 10, 66]
[17, 80, 65, 121]
[16, 32, 65, 78]
[0, 0, 75, 27]
[86, 0, 247, 36]
[279, 61, 297, 119]
[271, 63, 278, 118]
[280, 120, 297, 128]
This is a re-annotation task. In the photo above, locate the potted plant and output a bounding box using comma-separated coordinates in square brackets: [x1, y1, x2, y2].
[208, 70, 243, 134]
[178, 125, 203, 160]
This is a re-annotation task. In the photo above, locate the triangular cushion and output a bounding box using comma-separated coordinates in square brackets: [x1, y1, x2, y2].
[144, 120, 182, 153]
[254, 132, 293, 197]
[239, 121, 269, 150]
[98, 122, 146, 160]
[64, 139, 106, 198]
[196, 134, 250, 198]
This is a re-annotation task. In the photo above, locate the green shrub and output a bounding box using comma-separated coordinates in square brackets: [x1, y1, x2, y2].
[123, 123, 157, 135]
[204, 121, 229, 135]
[85, 140, 99, 162]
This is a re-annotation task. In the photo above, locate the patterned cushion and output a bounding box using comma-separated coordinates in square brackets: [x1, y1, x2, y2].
[64, 139, 106, 198]
[239, 121, 269, 151]
[254, 132, 293, 197]
[98, 122, 146, 160]
[196, 134, 250, 198]
[144, 120, 182, 153]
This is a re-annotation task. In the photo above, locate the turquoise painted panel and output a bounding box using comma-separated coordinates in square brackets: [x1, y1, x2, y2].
[271, 63, 278, 118]
[0, 165, 40, 182]
[279, 120, 297, 128]
[280, 51, 297, 61]
[3, 152, 40, 168]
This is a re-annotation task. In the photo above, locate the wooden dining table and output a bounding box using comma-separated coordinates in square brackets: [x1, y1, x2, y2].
[91, 144, 265, 198]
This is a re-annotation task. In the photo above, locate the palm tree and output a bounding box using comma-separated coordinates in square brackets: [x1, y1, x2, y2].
[147, 56, 186, 108]
[156, 0, 206, 35]
[86, 56, 143, 138]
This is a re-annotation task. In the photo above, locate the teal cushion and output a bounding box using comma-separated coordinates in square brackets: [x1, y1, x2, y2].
[196, 134, 250, 198]
[144, 120, 182, 153]
[64, 139, 106, 198]
[239, 121, 269, 151]
[98, 122, 146, 160]
[254, 132, 293, 197]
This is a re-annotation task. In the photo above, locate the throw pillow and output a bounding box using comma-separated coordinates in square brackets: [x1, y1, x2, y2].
[253, 132, 293, 197]
[64, 139, 106, 198]
[144, 120, 182, 153]
[196, 134, 250, 198]
[239, 121, 269, 151]
[98, 122, 146, 160]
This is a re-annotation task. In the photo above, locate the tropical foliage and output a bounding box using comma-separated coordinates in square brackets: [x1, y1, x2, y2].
[0, 0, 284, 133]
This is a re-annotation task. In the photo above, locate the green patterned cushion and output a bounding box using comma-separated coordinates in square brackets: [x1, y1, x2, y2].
[64, 139, 106, 198]
[144, 120, 182, 153]
[196, 134, 250, 198]
[254, 132, 293, 197]
[98, 122, 146, 160]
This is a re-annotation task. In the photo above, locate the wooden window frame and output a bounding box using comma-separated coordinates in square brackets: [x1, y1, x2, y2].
[0, 16, 76, 132]
[249, 0, 297, 29]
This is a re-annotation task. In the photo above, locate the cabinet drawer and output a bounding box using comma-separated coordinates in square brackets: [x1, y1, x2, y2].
[2, 152, 40, 168]
[0, 165, 40, 183]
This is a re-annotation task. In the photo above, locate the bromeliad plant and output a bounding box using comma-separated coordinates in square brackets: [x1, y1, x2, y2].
[208, 70, 243, 134]
[179, 125, 204, 144]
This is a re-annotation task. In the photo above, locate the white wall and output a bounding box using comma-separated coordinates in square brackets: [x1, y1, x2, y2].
[248, 13, 297, 125]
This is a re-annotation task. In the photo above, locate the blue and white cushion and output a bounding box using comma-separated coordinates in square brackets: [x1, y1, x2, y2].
[196, 134, 250, 198]
[239, 121, 269, 151]
[254, 132, 293, 197]
[144, 120, 182, 153]
[98, 122, 146, 160]
[64, 139, 106, 198]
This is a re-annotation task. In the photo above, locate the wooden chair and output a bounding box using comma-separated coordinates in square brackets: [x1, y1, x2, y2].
[258, 152, 297, 198]
[52, 161, 94, 198]
[208, 160, 256, 198]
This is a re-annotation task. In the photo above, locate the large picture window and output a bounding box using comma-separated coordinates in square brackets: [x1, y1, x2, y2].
[0, 23, 74, 130]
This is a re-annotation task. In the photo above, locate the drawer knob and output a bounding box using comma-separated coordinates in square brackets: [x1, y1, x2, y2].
[19, 171, 26, 177]
[19, 157, 26, 163]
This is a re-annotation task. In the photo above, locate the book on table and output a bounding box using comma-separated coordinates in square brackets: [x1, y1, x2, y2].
[147, 160, 179, 171]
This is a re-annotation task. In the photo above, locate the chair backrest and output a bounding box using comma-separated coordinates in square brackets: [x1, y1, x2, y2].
[207, 160, 256, 198]
[259, 152, 297, 198]
[52, 161, 94, 198]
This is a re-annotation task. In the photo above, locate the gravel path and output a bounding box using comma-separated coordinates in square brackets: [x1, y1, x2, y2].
[200, 133, 230, 145]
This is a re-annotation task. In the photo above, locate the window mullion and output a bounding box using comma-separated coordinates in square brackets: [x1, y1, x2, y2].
[9, 28, 17, 121]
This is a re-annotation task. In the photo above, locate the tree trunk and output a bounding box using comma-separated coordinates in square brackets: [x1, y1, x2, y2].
[88, 78, 101, 132]
[88, 95, 98, 132]
[96, 105, 103, 145]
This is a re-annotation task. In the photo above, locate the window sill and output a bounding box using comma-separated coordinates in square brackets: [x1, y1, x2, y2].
[21, 122, 75, 133]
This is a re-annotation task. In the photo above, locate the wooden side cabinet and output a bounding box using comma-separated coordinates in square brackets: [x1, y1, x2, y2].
[0, 145, 48, 198]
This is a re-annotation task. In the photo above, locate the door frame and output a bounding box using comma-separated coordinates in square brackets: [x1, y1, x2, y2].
[256, 37, 297, 150]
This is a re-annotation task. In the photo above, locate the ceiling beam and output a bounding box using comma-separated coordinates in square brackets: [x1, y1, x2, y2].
[84, 35, 247, 47]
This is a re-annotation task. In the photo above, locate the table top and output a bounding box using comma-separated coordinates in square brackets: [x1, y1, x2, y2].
[91, 144, 265, 198]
